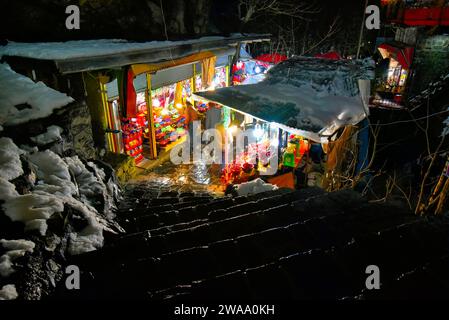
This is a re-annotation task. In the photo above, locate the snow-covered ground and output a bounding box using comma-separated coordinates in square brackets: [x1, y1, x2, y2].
[235, 178, 278, 196]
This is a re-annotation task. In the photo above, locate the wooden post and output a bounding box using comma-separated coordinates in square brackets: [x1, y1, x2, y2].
[145, 73, 158, 159]
[356, 0, 369, 59]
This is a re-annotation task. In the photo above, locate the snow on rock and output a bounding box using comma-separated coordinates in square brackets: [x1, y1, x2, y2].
[0, 284, 18, 300]
[0, 239, 35, 277]
[0, 140, 117, 254]
[235, 178, 278, 196]
[0, 137, 25, 181]
[68, 225, 104, 256]
[0, 239, 35, 251]
[0, 177, 19, 200]
[2, 191, 64, 235]
[64, 156, 118, 217]
[28, 149, 76, 197]
[64, 156, 104, 199]
[87, 161, 120, 216]
[0, 63, 74, 127]
[30, 125, 63, 146]
[63, 196, 106, 255]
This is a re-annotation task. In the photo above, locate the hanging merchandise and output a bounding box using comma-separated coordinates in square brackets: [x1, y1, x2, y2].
[121, 118, 144, 164]
[202, 56, 217, 89]
[232, 61, 246, 84]
[232, 60, 272, 85]
[221, 121, 275, 186]
[283, 151, 296, 168]
[212, 67, 227, 89]
[282, 135, 311, 168]
[118, 92, 147, 164]
[151, 82, 188, 149]
[195, 74, 203, 92]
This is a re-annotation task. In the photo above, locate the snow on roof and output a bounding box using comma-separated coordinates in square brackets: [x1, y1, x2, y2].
[0, 34, 267, 61]
[195, 57, 375, 140]
[0, 63, 74, 127]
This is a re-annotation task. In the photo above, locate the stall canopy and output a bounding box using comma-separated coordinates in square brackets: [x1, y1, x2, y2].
[378, 42, 414, 69]
[255, 53, 287, 64]
[0, 34, 270, 74]
[314, 51, 342, 60]
[194, 57, 375, 142]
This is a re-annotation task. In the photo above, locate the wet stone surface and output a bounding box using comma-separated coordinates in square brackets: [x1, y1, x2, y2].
[130, 160, 224, 196]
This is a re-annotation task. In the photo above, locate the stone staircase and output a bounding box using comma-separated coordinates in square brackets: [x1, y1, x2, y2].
[56, 182, 449, 300]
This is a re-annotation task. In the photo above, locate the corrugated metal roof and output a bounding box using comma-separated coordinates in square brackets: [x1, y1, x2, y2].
[0, 34, 270, 74]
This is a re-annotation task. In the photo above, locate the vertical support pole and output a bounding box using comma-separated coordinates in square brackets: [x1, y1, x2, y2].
[145, 73, 158, 159]
[192, 63, 197, 92]
[99, 81, 111, 151]
[230, 42, 242, 86]
[356, 0, 369, 59]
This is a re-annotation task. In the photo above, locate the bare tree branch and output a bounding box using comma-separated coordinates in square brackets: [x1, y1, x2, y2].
[238, 0, 319, 24]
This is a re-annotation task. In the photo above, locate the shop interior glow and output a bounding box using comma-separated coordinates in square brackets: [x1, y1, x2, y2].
[253, 124, 264, 139]
[152, 98, 160, 107]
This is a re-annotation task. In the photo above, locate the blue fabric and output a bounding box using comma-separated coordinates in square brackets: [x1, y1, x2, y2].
[356, 118, 370, 175]
[310, 144, 324, 163]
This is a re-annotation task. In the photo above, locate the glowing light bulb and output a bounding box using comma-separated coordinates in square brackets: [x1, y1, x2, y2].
[152, 98, 160, 107]
[253, 124, 264, 139]
[255, 66, 261, 74]
[176, 103, 183, 109]
[161, 109, 169, 116]
[229, 125, 237, 134]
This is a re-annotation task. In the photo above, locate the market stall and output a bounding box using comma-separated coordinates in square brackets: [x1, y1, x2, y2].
[195, 56, 375, 190]
[376, 42, 414, 102]
[220, 120, 279, 185]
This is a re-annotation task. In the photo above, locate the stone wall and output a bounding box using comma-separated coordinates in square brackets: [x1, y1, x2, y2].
[409, 34, 449, 94]
[102, 152, 137, 185]
[58, 101, 97, 159]
[2, 101, 97, 160]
